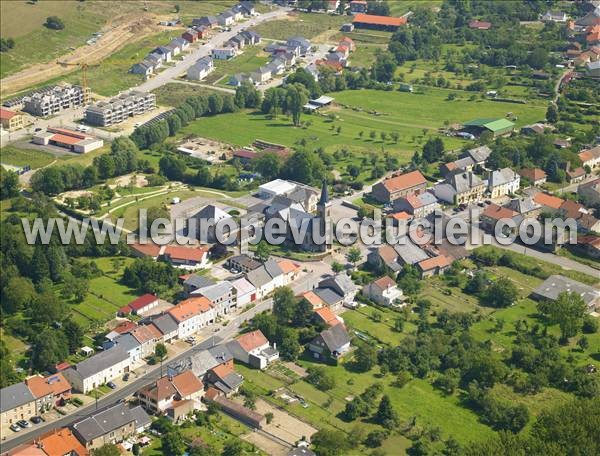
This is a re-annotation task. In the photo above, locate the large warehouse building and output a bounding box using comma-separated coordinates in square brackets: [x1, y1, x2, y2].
[352, 13, 407, 31]
[33, 127, 104, 153]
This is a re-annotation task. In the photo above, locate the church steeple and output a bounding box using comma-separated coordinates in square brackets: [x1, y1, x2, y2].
[318, 179, 329, 206]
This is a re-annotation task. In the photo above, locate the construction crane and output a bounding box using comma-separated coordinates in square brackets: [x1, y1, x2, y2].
[57, 61, 97, 104]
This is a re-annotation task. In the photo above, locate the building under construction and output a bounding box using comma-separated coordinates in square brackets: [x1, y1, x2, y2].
[21, 84, 89, 117]
[85, 90, 156, 127]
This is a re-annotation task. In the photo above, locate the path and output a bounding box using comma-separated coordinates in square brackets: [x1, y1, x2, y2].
[170, 79, 235, 94]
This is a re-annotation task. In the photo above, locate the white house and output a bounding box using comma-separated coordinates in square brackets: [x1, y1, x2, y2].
[363, 276, 405, 307]
[187, 56, 214, 81]
[212, 47, 236, 60]
[246, 266, 275, 300]
[488, 167, 520, 198]
[258, 179, 297, 199]
[230, 277, 257, 306]
[168, 296, 215, 339]
[226, 330, 279, 369]
[62, 348, 131, 393]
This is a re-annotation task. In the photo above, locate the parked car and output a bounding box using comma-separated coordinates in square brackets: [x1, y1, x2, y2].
[34, 127, 42, 132]
[123, 373, 130, 382]
[10, 424, 21, 432]
[30, 416, 43, 424]
[107, 381, 117, 389]
[17, 420, 31, 428]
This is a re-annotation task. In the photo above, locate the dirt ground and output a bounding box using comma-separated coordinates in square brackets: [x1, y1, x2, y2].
[242, 431, 289, 456]
[1, 12, 167, 96]
[254, 398, 318, 444]
[112, 174, 148, 189]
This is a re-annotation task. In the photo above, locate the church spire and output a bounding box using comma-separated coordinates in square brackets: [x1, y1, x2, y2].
[318, 179, 329, 206]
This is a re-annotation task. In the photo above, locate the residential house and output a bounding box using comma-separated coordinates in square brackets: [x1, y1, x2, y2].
[153, 46, 172, 62]
[393, 191, 439, 218]
[251, 66, 272, 83]
[469, 20, 492, 29]
[587, 59, 600, 77]
[187, 56, 214, 81]
[341, 23, 355, 32]
[505, 197, 542, 219]
[131, 60, 154, 76]
[163, 245, 210, 269]
[0, 383, 36, 439]
[417, 255, 452, 278]
[182, 28, 199, 43]
[229, 73, 254, 87]
[519, 168, 548, 186]
[462, 145, 492, 168]
[301, 290, 325, 310]
[144, 53, 163, 71]
[363, 276, 405, 307]
[440, 156, 475, 177]
[206, 360, 244, 396]
[576, 235, 600, 259]
[480, 203, 522, 235]
[71, 403, 151, 451]
[308, 324, 351, 361]
[240, 30, 261, 45]
[226, 330, 279, 369]
[317, 274, 358, 309]
[182, 274, 215, 296]
[578, 145, 600, 169]
[371, 170, 428, 203]
[246, 265, 276, 300]
[567, 166, 586, 183]
[168, 296, 214, 339]
[0, 108, 25, 131]
[193, 25, 210, 38]
[193, 16, 218, 29]
[367, 245, 403, 275]
[238, 1, 256, 16]
[228, 254, 261, 273]
[326, 51, 347, 66]
[188, 203, 233, 243]
[349, 0, 368, 14]
[533, 192, 565, 213]
[231, 277, 257, 306]
[434, 172, 486, 205]
[217, 11, 235, 27]
[192, 281, 238, 315]
[264, 258, 287, 288]
[118, 293, 160, 316]
[531, 275, 600, 312]
[541, 11, 568, 22]
[488, 168, 520, 198]
[25, 373, 71, 412]
[104, 320, 137, 345]
[136, 370, 204, 417]
[339, 36, 355, 51]
[130, 324, 162, 359]
[111, 333, 143, 364]
[521, 123, 547, 135]
[277, 259, 301, 284]
[286, 36, 311, 55]
[578, 177, 600, 205]
[313, 287, 344, 311]
[149, 313, 179, 343]
[36, 428, 89, 456]
[554, 138, 571, 149]
[62, 348, 130, 393]
[206, 391, 265, 428]
[212, 47, 236, 60]
[313, 307, 344, 327]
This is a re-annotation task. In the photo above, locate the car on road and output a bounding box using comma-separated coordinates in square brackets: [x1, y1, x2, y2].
[76, 125, 90, 132]
[107, 381, 117, 389]
[17, 420, 31, 428]
[10, 424, 21, 432]
[30, 416, 43, 424]
[34, 127, 42, 132]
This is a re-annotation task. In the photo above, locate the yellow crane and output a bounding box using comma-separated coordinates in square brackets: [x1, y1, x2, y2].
[57, 61, 97, 104]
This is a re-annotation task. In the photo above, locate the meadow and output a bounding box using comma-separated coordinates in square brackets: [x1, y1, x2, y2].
[0, 145, 56, 169]
[250, 11, 347, 41]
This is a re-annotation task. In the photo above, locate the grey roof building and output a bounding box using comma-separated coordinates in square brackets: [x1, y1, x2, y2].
[264, 258, 284, 279]
[68, 347, 129, 380]
[150, 313, 179, 337]
[463, 145, 492, 165]
[246, 266, 273, 289]
[184, 274, 215, 291]
[314, 287, 344, 307]
[531, 275, 600, 311]
[393, 240, 430, 265]
[0, 382, 35, 413]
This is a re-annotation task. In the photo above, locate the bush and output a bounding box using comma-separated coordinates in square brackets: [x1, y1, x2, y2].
[45, 16, 65, 30]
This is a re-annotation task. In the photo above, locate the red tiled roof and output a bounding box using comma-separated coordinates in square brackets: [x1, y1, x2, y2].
[127, 293, 158, 312]
[130, 324, 162, 344]
[38, 428, 89, 456]
[469, 20, 492, 29]
[578, 235, 600, 248]
[567, 167, 585, 179]
[373, 276, 396, 290]
[164, 245, 209, 262]
[169, 296, 212, 322]
[482, 203, 519, 220]
[233, 149, 257, 159]
[353, 13, 407, 27]
[389, 211, 412, 221]
[210, 362, 234, 381]
[0, 108, 18, 120]
[131, 242, 162, 257]
[533, 192, 564, 210]
[418, 255, 451, 271]
[301, 290, 324, 308]
[382, 170, 427, 193]
[26, 373, 70, 399]
[314, 307, 341, 327]
[560, 199, 585, 219]
[579, 145, 600, 162]
[50, 133, 82, 146]
[277, 259, 300, 274]
[518, 168, 547, 181]
[112, 320, 137, 334]
[236, 330, 268, 352]
[171, 370, 204, 397]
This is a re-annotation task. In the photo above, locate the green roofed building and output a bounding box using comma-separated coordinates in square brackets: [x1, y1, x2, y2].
[462, 118, 515, 137]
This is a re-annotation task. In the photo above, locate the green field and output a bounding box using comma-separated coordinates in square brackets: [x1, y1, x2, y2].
[250, 12, 346, 41]
[1, 145, 56, 169]
[153, 83, 222, 107]
[204, 45, 271, 85]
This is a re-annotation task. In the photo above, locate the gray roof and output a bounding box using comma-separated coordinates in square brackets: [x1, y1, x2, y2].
[264, 258, 284, 279]
[184, 274, 215, 290]
[465, 145, 492, 164]
[505, 197, 540, 214]
[318, 274, 357, 297]
[319, 324, 350, 352]
[151, 313, 179, 336]
[0, 382, 35, 413]
[314, 287, 344, 306]
[453, 156, 475, 170]
[418, 191, 438, 206]
[246, 265, 273, 288]
[70, 347, 129, 379]
[113, 333, 141, 353]
[229, 254, 261, 271]
[532, 275, 600, 308]
[489, 168, 518, 187]
[72, 402, 145, 443]
[448, 171, 484, 193]
[393, 240, 430, 265]
[194, 281, 233, 300]
[130, 405, 152, 429]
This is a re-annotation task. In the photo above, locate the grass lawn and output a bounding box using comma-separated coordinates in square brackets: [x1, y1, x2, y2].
[203, 45, 270, 85]
[250, 12, 346, 41]
[153, 83, 222, 107]
[342, 306, 415, 346]
[1, 145, 56, 169]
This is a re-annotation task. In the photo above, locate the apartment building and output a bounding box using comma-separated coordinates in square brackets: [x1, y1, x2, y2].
[22, 85, 89, 117]
[85, 90, 156, 127]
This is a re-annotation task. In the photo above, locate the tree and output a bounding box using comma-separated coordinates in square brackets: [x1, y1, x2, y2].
[422, 137, 444, 163]
[146, 205, 170, 228]
[527, 48, 548, 69]
[281, 149, 326, 185]
[159, 155, 186, 181]
[162, 429, 186, 456]
[371, 52, 397, 82]
[91, 444, 120, 456]
[208, 93, 224, 114]
[1, 276, 36, 313]
[312, 429, 350, 456]
[546, 104, 559, 123]
[375, 395, 399, 429]
[284, 83, 309, 126]
[63, 320, 84, 353]
[0, 168, 19, 199]
[306, 366, 336, 391]
[434, 368, 460, 394]
[331, 261, 344, 273]
[155, 343, 167, 360]
[354, 344, 377, 372]
[30, 329, 69, 371]
[265, 412, 274, 424]
[538, 292, 587, 340]
[255, 240, 272, 263]
[482, 277, 518, 308]
[577, 336, 589, 351]
[272, 287, 296, 324]
[45, 16, 65, 30]
[221, 439, 244, 456]
[254, 152, 282, 181]
[346, 247, 362, 267]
